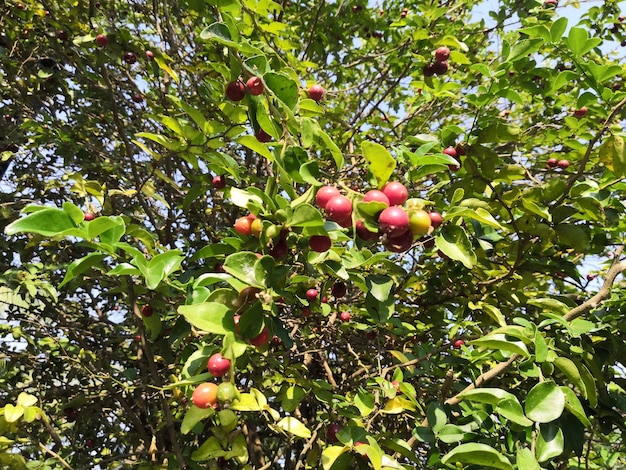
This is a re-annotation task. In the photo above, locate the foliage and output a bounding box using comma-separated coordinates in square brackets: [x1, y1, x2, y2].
[1, 0, 626, 468]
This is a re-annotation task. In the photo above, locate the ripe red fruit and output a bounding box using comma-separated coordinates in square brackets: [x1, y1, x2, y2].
[586, 273, 596, 281]
[384, 230, 414, 253]
[435, 46, 450, 62]
[249, 326, 270, 347]
[432, 61, 449, 75]
[269, 239, 288, 259]
[356, 220, 379, 241]
[546, 158, 558, 168]
[423, 63, 436, 77]
[246, 76, 264, 95]
[309, 235, 332, 252]
[340, 311, 351, 322]
[83, 212, 95, 221]
[382, 182, 408, 206]
[453, 339, 464, 348]
[301, 307, 311, 317]
[234, 216, 255, 236]
[207, 353, 231, 377]
[256, 128, 272, 143]
[145, 50, 155, 60]
[557, 159, 570, 169]
[124, 52, 137, 64]
[56, 30, 68, 41]
[212, 175, 227, 189]
[226, 81, 246, 101]
[306, 288, 319, 301]
[366, 330, 377, 340]
[325, 195, 353, 222]
[131, 94, 144, 103]
[192, 382, 218, 409]
[331, 281, 347, 298]
[363, 189, 390, 206]
[316, 186, 341, 209]
[400, 9, 408, 18]
[63, 407, 79, 422]
[326, 423, 342, 443]
[86, 438, 95, 449]
[378, 206, 410, 237]
[443, 146, 457, 158]
[95, 34, 108, 47]
[308, 84, 325, 102]
[573, 106, 587, 118]
[429, 211, 443, 229]
[141, 305, 153, 317]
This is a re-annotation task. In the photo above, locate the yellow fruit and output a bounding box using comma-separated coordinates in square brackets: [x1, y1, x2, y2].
[408, 209, 431, 235]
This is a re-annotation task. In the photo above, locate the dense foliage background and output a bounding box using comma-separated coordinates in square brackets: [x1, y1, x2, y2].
[1, 0, 626, 468]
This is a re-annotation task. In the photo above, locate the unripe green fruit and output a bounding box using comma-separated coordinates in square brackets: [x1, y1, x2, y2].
[217, 382, 238, 403]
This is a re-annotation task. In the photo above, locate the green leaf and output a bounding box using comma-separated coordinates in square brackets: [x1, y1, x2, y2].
[506, 38, 543, 62]
[361, 141, 396, 188]
[525, 381, 565, 423]
[181, 405, 214, 434]
[141, 250, 184, 290]
[441, 443, 514, 470]
[598, 134, 626, 177]
[318, 129, 344, 169]
[6, 207, 77, 237]
[437, 424, 467, 443]
[281, 385, 306, 413]
[355, 389, 375, 416]
[471, 333, 530, 357]
[521, 198, 551, 221]
[322, 445, 348, 470]
[550, 17, 568, 42]
[534, 331, 548, 363]
[178, 302, 234, 335]
[554, 357, 587, 398]
[287, 204, 325, 228]
[528, 298, 571, 316]
[497, 398, 533, 427]
[445, 206, 504, 230]
[560, 386, 591, 428]
[276, 417, 311, 438]
[435, 225, 476, 268]
[59, 253, 106, 288]
[199, 22, 237, 47]
[16, 393, 37, 408]
[566, 27, 602, 56]
[457, 387, 516, 405]
[229, 187, 265, 210]
[516, 447, 541, 470]
[192, 436, 224, 461]
[554, 224, 590, 251]
[264, 72, 299, 110]
[223, 252, 265, 287]
[3, 404, 23, 423]
[365, 275, 393, 303]
[476, 121, 521, 143]
[230, 393, 262, 412]
[426, 402, 447, 433]
[536, 424, 564, 462]
[238, 135, 275, 162]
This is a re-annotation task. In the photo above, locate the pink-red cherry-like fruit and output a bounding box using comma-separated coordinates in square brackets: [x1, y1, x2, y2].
[309, 235, 332, 252]
[378, 206, 410, 237]
[363, 189, 390, 206]
[308, 84, 325, 102]
[325, 195, 353, 222]
[226, 81, 246, 101]
[382, 182, 408, 206]
[435, 46, 450, 62]
[246, 76, 264, 95]
[207, 353, 231, 377]
[316, 186, 341, 209]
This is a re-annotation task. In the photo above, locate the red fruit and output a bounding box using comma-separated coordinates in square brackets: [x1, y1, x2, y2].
[56, 30, 68, 41]
[557, 159, 570, 169]
[306, 288, 318, 301]
[207, 353, 231, 377]
[331, 282, 347, 298]
[573, 106, 587, 118]
[246, 76, 264, 95]
[423, 63, 436, 77]
[86, 438, 95, 449]
[356, 220, 378, 241]
[131, 94, 144, 103]
[400, 9, 408, 18]
[366, 330, 377, 340]
[83, 212, 95, 221]
[226, 81, 246, 101]
[272, 335, 282, 346]
[301, 307, 311, 317]
[316, 186, 341, 209]
[443, 146, 457, 158]
[212, 175, 227, 189]
[363, 189, 390, 206]
[234, 216, 255, 236]
[249, 326, 270, 347]
[546, 158, 558, 168]
[586, 273, 596, 281]
[309, 235, 332, 252]
[391, 380, 402, 393]
[326, 424, 342, 443]
[270, 239, 288, 259]
[453, 339, 464, 348]
[378, 206, 410, 237]
[382, 182, 408, 206]
[192, 382, 218, 409]
[432, 61, 449, 75]
[95, 34, 108, 47]
[340, 311, 351, 322]
[308, 84, 325, 102]
[141, 305, 153, 317]
[384, 230, 414, 253]
[63, 407, 79, 422]
[435, 46, 450, 62]
[429, 211, 443, 229]
[325, 195, 353, 222]
[256, 129, 272, 143]
[145, 50, 155, 60]
[124, 52, 137, 64]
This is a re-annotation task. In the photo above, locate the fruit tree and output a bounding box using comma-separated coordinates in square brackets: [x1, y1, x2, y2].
[1, 0, 626, 469]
